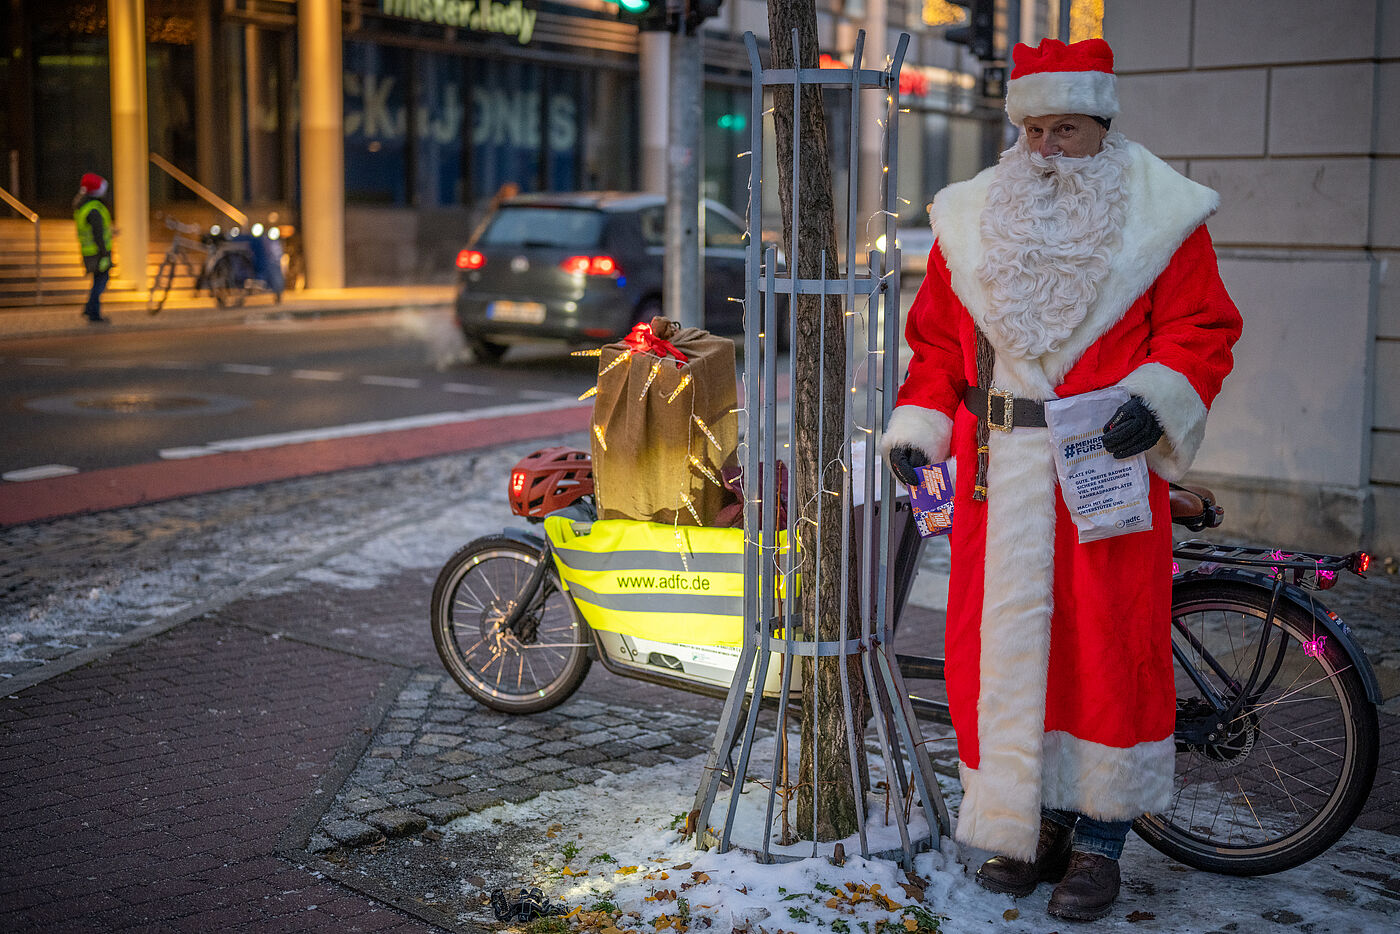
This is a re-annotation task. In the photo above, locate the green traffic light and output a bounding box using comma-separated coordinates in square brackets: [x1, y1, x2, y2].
[717, 113, 747, 131]
[615, 0, 650, 11]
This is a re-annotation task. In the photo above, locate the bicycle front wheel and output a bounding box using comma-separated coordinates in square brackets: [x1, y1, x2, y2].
[1135, 579, 1379, 875]
[148, 256, 176, 314]
[430, 536, 591, 714]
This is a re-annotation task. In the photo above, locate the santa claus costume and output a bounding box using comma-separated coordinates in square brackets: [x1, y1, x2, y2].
[881, 38, 1243, 862]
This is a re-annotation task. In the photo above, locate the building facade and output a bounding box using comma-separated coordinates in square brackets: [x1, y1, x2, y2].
[0, 0, 1036, 284]
[1106, 0, 1399, 556]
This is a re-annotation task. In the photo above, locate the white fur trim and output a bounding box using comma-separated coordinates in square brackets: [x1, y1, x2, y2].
[1118, 362, 1209, 481]
[1041, 733, 1174, 820]
[954, 421, 1058, 861]
[881, 404, 954, 465]
[933, 139, 1220, 390]
[1006, 70, 1119, 126]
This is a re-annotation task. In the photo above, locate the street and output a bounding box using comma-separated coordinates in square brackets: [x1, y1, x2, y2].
[0, 310, 598, 477]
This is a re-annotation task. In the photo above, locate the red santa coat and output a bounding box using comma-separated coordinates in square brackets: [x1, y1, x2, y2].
[882, 141, 1242, 861]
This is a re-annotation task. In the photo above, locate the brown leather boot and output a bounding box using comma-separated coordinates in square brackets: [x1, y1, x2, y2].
[1046, 851, 1121, 922]
[974, 816, 1074, 897]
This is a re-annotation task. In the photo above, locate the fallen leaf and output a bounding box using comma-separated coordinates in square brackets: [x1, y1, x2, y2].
[691, 871, 711, 884]
[659, 872, 670, 880]
[617, 866, 639, 875]
[1126, 910, 1157, 922]
[561, 866, 588, 877]
[903, 919, 918, 931]
[1002, 908, 1019, 921]
[672, 862, 692, 870]
[896, 880, 924, 902]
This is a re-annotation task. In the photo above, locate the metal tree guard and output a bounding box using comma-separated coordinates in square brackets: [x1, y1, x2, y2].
[688, 28, 951, 869]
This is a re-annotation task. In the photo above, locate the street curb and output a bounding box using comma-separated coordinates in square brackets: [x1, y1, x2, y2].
[0, 404, 592, 526]
[0, 291, 454, 341]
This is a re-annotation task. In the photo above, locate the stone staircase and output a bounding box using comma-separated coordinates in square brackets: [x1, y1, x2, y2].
[0, 213, 212, 308]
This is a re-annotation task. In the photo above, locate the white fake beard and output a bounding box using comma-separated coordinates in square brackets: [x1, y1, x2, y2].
[977, 131, 1131, 358]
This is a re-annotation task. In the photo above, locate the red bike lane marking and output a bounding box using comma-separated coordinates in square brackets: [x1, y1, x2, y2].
[0, 404, 593, 527]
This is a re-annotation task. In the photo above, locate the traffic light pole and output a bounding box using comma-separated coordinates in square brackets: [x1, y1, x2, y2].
[664, 16, 703, 330]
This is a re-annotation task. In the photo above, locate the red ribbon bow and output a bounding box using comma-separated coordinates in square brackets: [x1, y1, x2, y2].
[622, 322, 688, 366]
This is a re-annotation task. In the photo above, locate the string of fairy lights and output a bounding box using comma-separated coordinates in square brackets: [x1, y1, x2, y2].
[563, 56, 908, 593]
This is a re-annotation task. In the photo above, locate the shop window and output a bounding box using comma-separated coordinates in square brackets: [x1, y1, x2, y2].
[344, 40, 409, 205]
[413, 50, 467, 207]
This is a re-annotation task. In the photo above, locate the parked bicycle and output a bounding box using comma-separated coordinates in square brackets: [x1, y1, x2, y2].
[146, 216, 286, 312]
[430, 447, 1379, 877]
[147, 216, 209, 314]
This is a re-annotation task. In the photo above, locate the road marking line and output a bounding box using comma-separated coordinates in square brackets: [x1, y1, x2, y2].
[157, 397, 588, 460]
[19, 358, 67, 366]
[442, 383, 491, 394]
[291, 369, 345, 381]
[3, 464, 81, 482]
[222, 363, 274, 375]
[519, 389, 569, 400]
[360, 375, 423, 389]
[152, 360, 202, 370]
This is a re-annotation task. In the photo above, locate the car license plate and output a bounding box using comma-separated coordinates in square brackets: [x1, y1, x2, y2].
[487, 300, 546, 324]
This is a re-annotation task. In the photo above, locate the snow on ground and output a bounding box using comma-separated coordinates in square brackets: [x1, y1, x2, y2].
[446, 750, 1397, 934]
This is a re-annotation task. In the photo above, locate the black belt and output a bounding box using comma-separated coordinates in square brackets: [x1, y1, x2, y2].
[965, 385, 1047, 431]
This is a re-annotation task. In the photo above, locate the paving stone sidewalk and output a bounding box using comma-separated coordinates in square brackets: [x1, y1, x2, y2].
[310, 676, 715, 853]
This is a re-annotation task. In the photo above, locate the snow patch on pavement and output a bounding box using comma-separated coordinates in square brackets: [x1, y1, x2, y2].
[444, 752, 1398, 934]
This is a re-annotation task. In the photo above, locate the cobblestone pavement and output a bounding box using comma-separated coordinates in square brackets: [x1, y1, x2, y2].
[310, 680, 717, 853]
[3, 427, 1400, 931]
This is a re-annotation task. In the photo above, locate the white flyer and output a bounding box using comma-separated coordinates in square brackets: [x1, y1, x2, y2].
[1043, 387, 1153, 543]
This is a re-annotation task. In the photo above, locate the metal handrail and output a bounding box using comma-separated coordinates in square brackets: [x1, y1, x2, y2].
[148, 152, 248, 227]
[0, 184, 42, 303]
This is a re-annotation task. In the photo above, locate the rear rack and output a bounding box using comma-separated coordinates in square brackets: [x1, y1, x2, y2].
[1173, 540, 1357, 573]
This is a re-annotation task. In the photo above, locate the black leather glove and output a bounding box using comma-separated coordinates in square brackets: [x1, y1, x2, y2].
[888, 444, 930, 487]
[1102, 396, 1164, 459]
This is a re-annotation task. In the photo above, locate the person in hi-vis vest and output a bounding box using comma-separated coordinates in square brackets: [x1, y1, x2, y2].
[73, 173, 113, 324]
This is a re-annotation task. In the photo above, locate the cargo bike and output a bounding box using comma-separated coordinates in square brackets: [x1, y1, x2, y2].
[431, 445, 1380, 877]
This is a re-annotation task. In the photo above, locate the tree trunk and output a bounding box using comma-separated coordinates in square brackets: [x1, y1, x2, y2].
[766, 0, 867, 842]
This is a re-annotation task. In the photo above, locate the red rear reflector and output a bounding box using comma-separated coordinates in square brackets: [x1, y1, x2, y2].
[561, 255, 619, 276]
[457, 249, 486, 270]
[1357, 552, 1371, 573]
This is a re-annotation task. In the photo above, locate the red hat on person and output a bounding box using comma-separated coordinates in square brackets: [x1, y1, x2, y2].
[1005, 37, 1119, 126]
[79, 173, 108, 197]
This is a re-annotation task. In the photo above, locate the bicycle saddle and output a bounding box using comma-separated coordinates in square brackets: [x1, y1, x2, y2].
[1168, 483, 1223, 531]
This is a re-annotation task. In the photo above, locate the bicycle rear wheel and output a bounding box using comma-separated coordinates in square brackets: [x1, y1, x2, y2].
[430, 536, 591, 714]
[208, 252, 252, 308]
[1134, 579, 1379, 875]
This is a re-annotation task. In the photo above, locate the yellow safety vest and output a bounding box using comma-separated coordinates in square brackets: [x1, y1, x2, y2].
[544, 516, 789, 647]
[74, 198, 113, 265]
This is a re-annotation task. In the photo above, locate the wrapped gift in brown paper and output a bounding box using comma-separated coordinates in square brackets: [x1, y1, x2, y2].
[590, 317, 737, 525]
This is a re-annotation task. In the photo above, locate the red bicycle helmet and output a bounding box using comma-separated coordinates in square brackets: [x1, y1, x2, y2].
[509, 447, 594, 518]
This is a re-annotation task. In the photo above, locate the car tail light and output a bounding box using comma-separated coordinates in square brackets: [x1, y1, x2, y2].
[561, 255, 619, 276]
[457, 249, 486, 270]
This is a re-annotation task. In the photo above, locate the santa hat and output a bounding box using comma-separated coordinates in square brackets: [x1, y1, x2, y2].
[79, 173, 108, 197]
[1005, 37, 1119, 126]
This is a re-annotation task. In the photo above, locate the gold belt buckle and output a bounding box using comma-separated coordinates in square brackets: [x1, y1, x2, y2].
[987, 387, 1015, 432]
